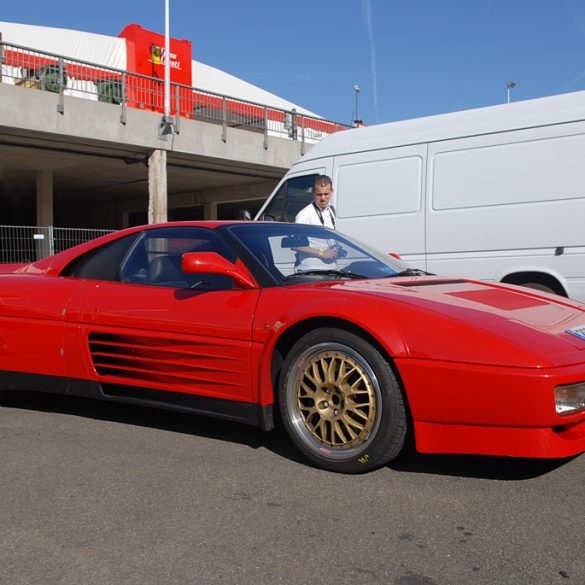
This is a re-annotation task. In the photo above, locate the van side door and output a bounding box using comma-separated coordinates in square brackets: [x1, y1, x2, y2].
[332, 145, 427, 269]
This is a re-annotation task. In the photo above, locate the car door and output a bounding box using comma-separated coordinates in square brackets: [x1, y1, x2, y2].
[64, 226, 261, 403]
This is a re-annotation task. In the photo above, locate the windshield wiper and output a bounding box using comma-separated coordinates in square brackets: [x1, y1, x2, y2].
[392, 268, 433, 277]
[283, 269, 368, 281]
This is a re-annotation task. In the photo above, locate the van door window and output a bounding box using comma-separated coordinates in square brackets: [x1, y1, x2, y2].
[259, 174, 318, 222]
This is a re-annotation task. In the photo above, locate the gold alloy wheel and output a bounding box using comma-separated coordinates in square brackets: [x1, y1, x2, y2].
[293, 347, 378, 451]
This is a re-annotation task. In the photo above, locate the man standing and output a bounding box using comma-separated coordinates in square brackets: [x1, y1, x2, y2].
[294, 175, 338, 271]
[295, 175, 336, 229]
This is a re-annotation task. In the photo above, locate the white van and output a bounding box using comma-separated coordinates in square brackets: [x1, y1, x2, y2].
[255, 90, 585, 300]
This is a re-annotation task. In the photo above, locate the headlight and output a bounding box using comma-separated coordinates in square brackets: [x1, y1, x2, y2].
[555, 382, 585, 415]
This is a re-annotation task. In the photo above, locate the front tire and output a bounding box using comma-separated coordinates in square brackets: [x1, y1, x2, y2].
[278, 328, 406, 473]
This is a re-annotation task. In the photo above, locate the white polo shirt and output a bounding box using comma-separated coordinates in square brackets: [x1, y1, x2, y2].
[294, 202, 336, 271]
[295, 201, 336, 229]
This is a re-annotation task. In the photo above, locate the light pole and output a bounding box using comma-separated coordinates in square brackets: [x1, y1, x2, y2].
[164, 0, 170, 119]
[506, 81, 516, 104]
[159, 0, 173, 138]
[353, 84, 361, 125]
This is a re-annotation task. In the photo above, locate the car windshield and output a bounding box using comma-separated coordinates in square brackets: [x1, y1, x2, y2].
[227, 223, 409, 285]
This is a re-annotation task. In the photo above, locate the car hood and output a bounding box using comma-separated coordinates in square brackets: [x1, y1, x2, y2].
[323, 276, 585, 367]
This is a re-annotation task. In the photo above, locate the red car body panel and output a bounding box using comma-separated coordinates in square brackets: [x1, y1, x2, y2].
[0, 263, 27, 274]
[66, 280, 260, 402]
[250, 281, 585, 458]
[1, 221, 585, 459]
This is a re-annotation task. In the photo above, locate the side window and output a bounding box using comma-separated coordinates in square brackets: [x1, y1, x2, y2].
[62, 233, 141, 281]
[120, 226, 236, 290]
[260, 174, 318, 222]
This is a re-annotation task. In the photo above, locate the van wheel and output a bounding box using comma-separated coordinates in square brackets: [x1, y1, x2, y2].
[278, 328, 406, 473]
[520, 282, 556, 295]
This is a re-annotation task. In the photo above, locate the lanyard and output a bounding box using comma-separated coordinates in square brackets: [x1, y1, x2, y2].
[312, 202, 335, 228]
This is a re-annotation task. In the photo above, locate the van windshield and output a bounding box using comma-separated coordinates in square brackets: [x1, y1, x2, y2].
[227, 223, 409, 285]
[257, 174, 318, 222]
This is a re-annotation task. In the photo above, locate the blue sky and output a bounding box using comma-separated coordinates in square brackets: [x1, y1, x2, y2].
[4, 0, 585, 125]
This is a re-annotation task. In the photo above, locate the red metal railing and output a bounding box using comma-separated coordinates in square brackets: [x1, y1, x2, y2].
[0, 41, 349, 142]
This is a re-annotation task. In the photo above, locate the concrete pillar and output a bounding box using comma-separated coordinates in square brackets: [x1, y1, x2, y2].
[148, 149, 168, 224]
[204, 201, 218, 220]
[36, 169, 54, 226]
[35, 169, 53, 259]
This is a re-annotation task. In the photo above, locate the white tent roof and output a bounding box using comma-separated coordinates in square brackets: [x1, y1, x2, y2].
[0, 21, 320, 117]
[0, 21, 126, 69]
[190, 60, 319, 117]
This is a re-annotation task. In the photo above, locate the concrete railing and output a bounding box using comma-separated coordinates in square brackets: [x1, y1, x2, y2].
[0, 41, 349, 151]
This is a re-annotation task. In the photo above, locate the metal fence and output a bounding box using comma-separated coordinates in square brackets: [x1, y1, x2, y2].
[0, 41, 349, 146]
[0, 225, 115, 263]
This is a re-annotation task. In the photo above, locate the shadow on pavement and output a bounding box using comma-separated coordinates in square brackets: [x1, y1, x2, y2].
[1, 391, 577, 479]
[0, 391, 307, 466]
[388, 450, 574, 480]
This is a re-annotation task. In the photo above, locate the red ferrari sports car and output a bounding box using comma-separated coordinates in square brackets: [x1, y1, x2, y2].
[1, 221, 585, 473]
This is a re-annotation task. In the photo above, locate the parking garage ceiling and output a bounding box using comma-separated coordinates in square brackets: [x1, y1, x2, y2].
[0, 128, 284, 207]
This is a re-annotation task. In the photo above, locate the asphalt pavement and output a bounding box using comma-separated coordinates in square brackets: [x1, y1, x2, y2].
[1, 391, 583, 585]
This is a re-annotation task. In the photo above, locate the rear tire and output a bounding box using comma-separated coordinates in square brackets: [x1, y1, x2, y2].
[278, 328, 406, 473]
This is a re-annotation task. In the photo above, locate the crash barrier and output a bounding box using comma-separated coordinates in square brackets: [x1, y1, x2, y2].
[0, 225, 115, 263]
[0, 42, 349, 148]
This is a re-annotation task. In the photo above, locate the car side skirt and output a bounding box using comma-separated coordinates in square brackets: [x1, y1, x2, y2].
[0, 371, 274, 431]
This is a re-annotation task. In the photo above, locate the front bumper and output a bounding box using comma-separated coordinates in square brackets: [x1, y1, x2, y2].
[396, 357, 585, 458]
[414, 419, 585, 458]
